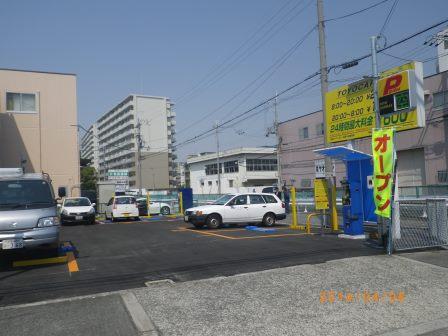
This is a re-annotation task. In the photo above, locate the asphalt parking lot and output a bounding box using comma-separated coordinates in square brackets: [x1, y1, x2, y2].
[0, 217, 381, 307]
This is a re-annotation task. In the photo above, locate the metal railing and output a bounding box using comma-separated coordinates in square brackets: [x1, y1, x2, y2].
[390, 198, 448, 251]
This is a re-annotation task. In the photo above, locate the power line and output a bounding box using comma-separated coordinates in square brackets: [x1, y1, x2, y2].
[378, 0, 399, 37]
[325, 0, 391, 22]
[176, 0, 313, 106]
[330, 17, 448, 71]
[144, 18, 448, 162]
[175, 0, 298, 103]
[176, 25, 317, 135]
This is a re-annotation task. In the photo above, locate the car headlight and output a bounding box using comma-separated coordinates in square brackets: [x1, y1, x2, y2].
[37, 216, 60, 228]
[88, 207, 95, 214]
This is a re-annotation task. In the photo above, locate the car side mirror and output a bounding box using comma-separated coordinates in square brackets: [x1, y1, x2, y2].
[58, 186, 67, 198]
[91, 203, 96, 207]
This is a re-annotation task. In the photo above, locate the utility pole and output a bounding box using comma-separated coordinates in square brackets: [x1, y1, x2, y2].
[370, 35, 381, 128]
[274, 92, 282, 189]
[136, 119, 143, 196]
[317, 0, 337, 231]
[215, 121, 221, 194]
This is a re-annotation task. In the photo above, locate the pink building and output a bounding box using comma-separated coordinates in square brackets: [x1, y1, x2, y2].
[278, 70, 448, 191]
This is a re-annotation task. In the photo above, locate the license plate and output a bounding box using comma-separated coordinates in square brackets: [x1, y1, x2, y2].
[2, 239, 24, 250]
[75, 216, 83, 220]
[123, 213, 130, 217]
[184, 215, 189, 221]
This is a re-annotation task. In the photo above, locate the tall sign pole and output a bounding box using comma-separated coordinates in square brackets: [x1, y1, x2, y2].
[136, 119, 143, 196]
[274, 92, 282, 189]
[317, 0, 337, 230]
[215, 121, 221, 195]
[370, 35, 381, 127]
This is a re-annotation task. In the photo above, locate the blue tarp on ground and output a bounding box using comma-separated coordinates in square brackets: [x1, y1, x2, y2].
[245, 226, 277, 233]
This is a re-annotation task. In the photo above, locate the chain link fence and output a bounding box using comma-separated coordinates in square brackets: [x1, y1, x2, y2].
[391, 198, 448, 251]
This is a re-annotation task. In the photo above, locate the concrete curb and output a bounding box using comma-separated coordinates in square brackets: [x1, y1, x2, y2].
[375, 316, 448, 336]
[121, 292, 160, 336]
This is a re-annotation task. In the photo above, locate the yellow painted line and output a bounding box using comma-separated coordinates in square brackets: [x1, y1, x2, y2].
[174, 228, 313, 240]
[183, 229, 238, 240]
[63, 242, 79, 273]
[13, 256, 68, 268]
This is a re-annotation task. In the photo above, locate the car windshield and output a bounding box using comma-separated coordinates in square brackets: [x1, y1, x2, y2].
[115, 197, 135, 205]
[64, 198, 91, 207]
[213, 194, 235, 205]
[0, 179, 54, 211]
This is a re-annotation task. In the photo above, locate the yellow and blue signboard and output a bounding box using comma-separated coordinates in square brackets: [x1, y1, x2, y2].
[325, 62, 425, 143]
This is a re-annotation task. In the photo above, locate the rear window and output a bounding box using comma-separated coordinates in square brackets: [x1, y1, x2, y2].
[249, 195, 266, 204]
[115, 197, 135, 205]
[262, 195, 278, 203]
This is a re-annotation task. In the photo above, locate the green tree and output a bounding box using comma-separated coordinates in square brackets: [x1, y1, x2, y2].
[81, 166, 97, 191]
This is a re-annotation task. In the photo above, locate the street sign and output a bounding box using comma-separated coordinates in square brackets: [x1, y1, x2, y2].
[325, 78, 375, 143]
[378, 62, 425, 130]
[325, 61, 425, 143]
[107, 169, 129, 180]
[314, 178, 329, 210]
[314, 159, 326, 178]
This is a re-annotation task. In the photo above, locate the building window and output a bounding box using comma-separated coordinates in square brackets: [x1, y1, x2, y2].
[438, 170, 448, 183]
[444, 39, 448, 50]
[299, 127, 309, 140]
[6, 92, 37, 113]
[433, 91, 448, 108]
[315, 123, 324, 136]
[246, 159, 277, 171]
[229, 179, 234, 188]
[224, 160, 239, 173]
[208, 181, 212, 186]
[205, 163, 222, 175]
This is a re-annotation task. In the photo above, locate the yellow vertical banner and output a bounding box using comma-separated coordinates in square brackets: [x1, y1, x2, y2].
[372, 128, 395, 218]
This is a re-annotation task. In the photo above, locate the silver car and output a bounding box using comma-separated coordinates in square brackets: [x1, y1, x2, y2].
[0, 169, 60, 253]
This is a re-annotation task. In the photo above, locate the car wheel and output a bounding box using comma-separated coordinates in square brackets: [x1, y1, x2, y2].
[161, 206, 170, 215]
[111, 215, 117, 222]
[134, 217, 140, 221]
[206, 214, 221, 229]
[193, 222, 205, 229]
[262, 213, 276, 227]
[89, 218, 96, 225]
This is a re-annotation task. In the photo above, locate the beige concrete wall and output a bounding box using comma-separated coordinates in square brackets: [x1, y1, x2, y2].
[0, 69, 80, 196]
[131, 151, 170, 190]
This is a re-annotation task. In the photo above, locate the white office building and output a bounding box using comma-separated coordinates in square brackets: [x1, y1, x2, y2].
[187, 147, 278, 194]
[81, 94, 176, 189]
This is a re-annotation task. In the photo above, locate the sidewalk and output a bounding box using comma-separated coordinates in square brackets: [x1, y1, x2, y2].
[2, 251, 448, 336]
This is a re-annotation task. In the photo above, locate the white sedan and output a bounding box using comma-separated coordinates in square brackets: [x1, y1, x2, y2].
[184, 193, 286, 229]
[60, 197, 96, 225]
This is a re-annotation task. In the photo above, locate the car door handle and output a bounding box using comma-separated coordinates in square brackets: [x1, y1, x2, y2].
[244, 206, 248, 209]
[262, 206, 267, 208]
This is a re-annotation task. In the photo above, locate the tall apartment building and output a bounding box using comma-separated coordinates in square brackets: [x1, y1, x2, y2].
[80, 124, 99, 168]
[81, 94, 176, 189]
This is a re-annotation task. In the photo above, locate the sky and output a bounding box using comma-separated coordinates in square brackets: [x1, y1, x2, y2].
[1, 0, 447, 160]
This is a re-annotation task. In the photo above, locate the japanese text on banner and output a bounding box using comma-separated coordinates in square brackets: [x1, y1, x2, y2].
[372, 128, 395, 218]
